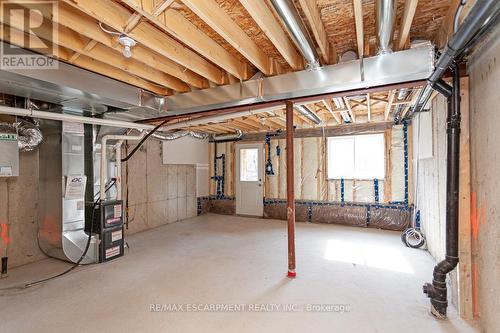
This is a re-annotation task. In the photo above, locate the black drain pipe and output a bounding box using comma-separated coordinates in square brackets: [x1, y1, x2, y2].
[401, 0, 499, 122]
[422, 63, 460, 318]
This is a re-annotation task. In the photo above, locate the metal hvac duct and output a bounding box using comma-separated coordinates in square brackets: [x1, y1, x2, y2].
[270, 0, 320, 68]
[166, 43, 433, 116]
[0, 41, 166, 116]
[376, 0, 397, 54]
[294, 105, 322, 124]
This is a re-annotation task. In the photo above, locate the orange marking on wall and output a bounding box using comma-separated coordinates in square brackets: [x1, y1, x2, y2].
[471, 192, 479, 240]
[470, 192, 488, 319]
[0, 223, 10, 245]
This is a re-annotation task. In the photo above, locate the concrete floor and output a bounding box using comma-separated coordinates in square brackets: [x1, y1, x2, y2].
[0, 214, 477, 333]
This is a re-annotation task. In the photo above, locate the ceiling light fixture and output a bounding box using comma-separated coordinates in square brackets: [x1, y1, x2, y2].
[118, 34, 137, 58]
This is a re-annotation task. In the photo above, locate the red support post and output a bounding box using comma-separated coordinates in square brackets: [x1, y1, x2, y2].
[286, 101, 296, 278]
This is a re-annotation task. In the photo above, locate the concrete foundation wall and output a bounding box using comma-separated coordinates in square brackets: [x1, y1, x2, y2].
[468, 30, 500, 332]
[124, 140, 197, 235]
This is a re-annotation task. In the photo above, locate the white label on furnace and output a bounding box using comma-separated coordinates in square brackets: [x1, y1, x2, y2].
[105, 246, 120, 259]
[114, 204, 122, 218]
[71, 145, 82, 151]
[64, 175, 87, 199]
[111, 230, 122, 242]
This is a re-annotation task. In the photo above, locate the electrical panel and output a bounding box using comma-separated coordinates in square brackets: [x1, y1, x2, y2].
[0, 132, 19, 177]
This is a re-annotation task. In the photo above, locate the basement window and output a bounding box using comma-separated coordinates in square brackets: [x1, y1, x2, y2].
[327, 133, 385, 180]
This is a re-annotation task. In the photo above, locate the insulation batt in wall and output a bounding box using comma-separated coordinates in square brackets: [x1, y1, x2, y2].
[124, 140, 197, 235]
[203, 125, 410, 230]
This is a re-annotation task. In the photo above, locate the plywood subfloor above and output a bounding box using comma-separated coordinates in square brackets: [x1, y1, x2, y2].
[1, 0, 452, 97]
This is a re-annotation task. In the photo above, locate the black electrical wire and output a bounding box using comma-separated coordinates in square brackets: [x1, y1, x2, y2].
[0, 179, 117, 293]
[121, 120, 168, 162]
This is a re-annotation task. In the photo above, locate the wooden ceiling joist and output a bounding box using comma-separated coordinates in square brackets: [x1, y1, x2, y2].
[322, 99, 342, 124]
[124, 13, 143, 33]
[183, 0, 273, 75]
[397, 0, 419, 50]
[152, 0, 176, 17]
[352, 0, 364, 58]
[297, 0, 335, 64]
[2, 10, 189, 92]
[343, 97, 356, 123]
[239, 0, 303, 70]
[40, 4, 209, 89]
[120, 0, 252, 80]
[0, 25, 169, 95]
[63, 0, 226, 84]
[385, 90, 395, 120]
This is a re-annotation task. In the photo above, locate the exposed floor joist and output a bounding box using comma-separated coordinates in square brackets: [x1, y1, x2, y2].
[182, 0, 274, 75]
[352, 0, 364, 58]
[64, 0, 226, 84]
[0, 25, 169, 95]
[398, 0, 420, 50]
[239, 0, 303, 70]
[297, 0, 335, 64]
[120, 0, 252, 80]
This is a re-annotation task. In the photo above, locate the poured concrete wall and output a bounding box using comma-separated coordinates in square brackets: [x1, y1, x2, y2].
[468, 29, 500, 332]
[0, 150, 46, 268]
[124, 140, 197, 235]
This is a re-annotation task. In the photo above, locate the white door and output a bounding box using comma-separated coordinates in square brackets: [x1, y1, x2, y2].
[236, 143, 264, 216]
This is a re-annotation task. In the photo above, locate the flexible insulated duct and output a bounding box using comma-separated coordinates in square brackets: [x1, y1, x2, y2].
[129, 128, 208, 141]
[212, 129, 243, 142]
[0, 120, 43, 152]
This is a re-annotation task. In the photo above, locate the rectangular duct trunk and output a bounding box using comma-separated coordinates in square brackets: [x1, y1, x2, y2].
[166, 43, 434, 115]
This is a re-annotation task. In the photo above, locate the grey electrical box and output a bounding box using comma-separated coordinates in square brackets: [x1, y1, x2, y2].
[0, 132, 19, 177]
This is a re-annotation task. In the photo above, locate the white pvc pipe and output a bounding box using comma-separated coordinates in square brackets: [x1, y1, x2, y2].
[100, 134, 145, 201]
[0, 105, 157, 130]
[115, 140, 124, 201]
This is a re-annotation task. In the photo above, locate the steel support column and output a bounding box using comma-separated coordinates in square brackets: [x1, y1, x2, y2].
[286, 101, 296, 277]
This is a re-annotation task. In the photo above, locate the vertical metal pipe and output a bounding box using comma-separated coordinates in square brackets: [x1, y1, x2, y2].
[100, 137, 108, 201]
[115, 141, 123, 201]
[270, 0, 320, 68]
[286, 101, 296, 277]
[376, 0, 396, 54]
